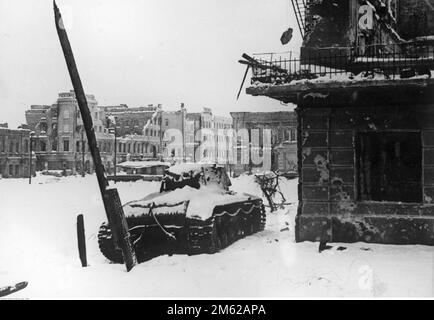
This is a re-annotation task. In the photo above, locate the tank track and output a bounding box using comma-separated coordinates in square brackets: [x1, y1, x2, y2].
[187, 200, 266, 254]
[98, 200, 266, 263]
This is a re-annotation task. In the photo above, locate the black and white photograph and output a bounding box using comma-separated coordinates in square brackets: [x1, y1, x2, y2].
[1, 0, 434, 302]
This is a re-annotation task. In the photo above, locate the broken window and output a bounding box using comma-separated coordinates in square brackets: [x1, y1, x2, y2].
[356, 131, 422, 203]
[63, 140, 69, 152]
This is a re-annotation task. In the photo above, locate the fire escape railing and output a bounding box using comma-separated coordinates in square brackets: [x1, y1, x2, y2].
[249, 41, 434, 85]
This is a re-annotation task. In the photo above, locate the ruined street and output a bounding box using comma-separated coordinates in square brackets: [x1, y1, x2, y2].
[1, 174, 433, 298]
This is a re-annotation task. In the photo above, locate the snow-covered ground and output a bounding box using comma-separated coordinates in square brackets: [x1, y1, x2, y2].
[0, 174, 433, 298]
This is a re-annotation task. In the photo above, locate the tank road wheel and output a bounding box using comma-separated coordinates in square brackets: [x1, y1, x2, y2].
[97, 222, 123, 264]
[259, 204, 266, 231]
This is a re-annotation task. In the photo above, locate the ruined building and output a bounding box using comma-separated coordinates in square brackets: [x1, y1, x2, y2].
[230, 111, 297, 175]
[245, 0, 434, 245]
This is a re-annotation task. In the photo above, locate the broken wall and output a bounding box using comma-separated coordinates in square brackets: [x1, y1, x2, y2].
[296, 104, 434, 245]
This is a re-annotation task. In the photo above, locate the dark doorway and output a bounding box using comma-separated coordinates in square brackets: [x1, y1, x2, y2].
[356, 132, 422, 203]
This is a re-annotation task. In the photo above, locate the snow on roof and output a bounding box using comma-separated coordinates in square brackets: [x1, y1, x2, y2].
[252, 69, 434, 88]
[168, 162, 222, 175]
[125, 185, 254, 220]
[117, 161, 171, 169]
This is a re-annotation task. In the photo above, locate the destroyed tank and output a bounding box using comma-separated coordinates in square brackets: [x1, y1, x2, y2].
[98, 163, 266, 263]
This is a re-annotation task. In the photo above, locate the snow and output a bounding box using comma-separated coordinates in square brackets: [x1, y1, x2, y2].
[168, 162, 221, 176]
[1, 174, 434, 298]
[253, 69, 434, 88]
[117, 161, 171, 169]
[125, 184, 255, 220]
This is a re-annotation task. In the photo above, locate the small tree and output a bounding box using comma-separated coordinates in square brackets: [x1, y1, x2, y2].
[254, 171, 286, 212]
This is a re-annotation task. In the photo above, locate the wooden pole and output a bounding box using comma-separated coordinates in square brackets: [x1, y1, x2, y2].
[54, 1, 136, 271]
[76, 214, 87, 267]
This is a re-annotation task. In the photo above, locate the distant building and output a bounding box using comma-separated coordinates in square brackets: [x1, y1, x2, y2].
[24, 91, 159, 174]
[230, 112, 297, 175]
[186, 108, 233, 164]
[101, 104, 158, 137]
[161, 104, 187, 162]
[0, 125, 35, 178]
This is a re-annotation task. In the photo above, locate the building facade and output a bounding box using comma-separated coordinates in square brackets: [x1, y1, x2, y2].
[24, 91, 160, 174]
[186, 108, 233, 164]
[230, 112, 297, 175]
[0, 124, 36, 178]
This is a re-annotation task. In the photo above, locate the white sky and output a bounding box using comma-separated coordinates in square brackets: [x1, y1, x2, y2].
[0, 0, 301, 128]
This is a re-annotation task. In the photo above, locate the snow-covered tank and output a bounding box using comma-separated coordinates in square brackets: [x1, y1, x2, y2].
[98, 163, 266, 263]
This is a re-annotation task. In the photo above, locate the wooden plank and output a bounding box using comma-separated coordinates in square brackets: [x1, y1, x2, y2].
[301, 201, 330, 215]
[330, 185, 355, 201]
[423, 148, 434, 165]
[424, 167, 434, 185]
[302, 148, 328, 166]
[329, 167, 355, 184]
[302, 167, 328, 184]
[330, 149, 354, 166]
[302, 115, 328, 130]
[302, 186, 329, 201]
[301, 131, 328, 147]
[329, 131, 353, 148]
[105, 188, 137, 271]
[423, 131, 434, 147]
[296, 215, 331, 242]
[76, 214, 87, 267]
[330, 112, 356, 130]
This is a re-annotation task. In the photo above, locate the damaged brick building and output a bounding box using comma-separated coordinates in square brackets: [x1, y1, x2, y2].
[245, 0, 434, 245]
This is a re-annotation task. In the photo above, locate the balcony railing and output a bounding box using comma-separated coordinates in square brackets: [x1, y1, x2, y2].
[247, 41, 434, 86]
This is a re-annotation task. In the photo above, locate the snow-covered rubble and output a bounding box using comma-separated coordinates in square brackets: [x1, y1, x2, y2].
[0, 174, 433, 298]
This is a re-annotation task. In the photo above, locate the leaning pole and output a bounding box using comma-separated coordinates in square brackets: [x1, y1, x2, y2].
[53, 1, 136, 271]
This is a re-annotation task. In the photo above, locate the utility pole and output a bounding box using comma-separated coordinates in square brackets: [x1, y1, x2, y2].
[54, 1, 136, 271]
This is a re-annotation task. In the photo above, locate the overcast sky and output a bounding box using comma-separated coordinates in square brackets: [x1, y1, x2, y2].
[0, 0, 301, 128]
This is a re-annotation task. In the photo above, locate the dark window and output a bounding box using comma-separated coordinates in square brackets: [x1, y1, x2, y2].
[356, 132, 422, 203]
[64, 140, 69, 152]
[41, 141, 46, 152]
[15, 142, 19, 153]
[284, 130, 290, 141]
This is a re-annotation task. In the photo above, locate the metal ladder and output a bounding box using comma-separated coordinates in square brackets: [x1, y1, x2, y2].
[290, 0, 307, 38]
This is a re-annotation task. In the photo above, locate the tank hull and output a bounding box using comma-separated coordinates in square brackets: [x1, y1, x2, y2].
[98, 198, 266, 263]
